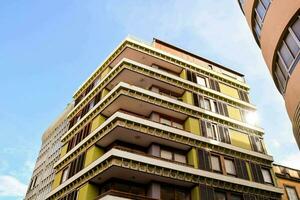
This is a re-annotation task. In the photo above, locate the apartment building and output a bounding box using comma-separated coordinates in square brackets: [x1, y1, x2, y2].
[25, 103, 73, 200]
[237, 0, 300, 148]
[46, 37, 283, 200]
[273, 164, 300, 200]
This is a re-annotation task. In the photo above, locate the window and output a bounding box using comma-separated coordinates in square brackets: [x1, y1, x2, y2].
[231, 194, 242, 200]
[196, 76, 206, 87]
[224, 158, 236, 176]
[274, 16, 300, 94]
[286, 186, 299, 200]
[160, 118, 172, 126]
[201, 120, 230, 144]
[160, 148, 186, 164]
[161, 185, 189, 200]
[261, 168, 273, 184]
[204, 98, 211, 110]
[250, 136, 264, 153]
[173, 121, 183, 129]
[174, 153, 186, 163]
[61, 166, 70, 183]
[211, 155, 221, 172]
[253, 0, 271, 40]
[215, 191, 227, 200]
[159, 115, 183, 129]
[161, 149, 172, 160]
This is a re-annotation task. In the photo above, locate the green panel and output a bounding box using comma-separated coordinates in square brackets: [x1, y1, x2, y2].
[52, 170, 63, 190]
[84, 145, 104, 167]
[188, 148, 199, 168]
[101, 88, 109, 98]
[184, 117, 200, 135]
[182, 91, 194, 105]
[100, 67, 111, 79]
[180, 69, 187, 79]
[229, 129, 251, 150]
[78, 182, 99, 200]
[60, 143, 68, 158]
[91, 114, 106, 133]
[191, 185, 200, 200]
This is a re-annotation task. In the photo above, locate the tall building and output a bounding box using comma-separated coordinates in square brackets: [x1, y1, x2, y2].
[25, 103, 73, 200]
[237, 0, 300, 148]
[273, 164, 300, 200]
[46, 37, 283, 200]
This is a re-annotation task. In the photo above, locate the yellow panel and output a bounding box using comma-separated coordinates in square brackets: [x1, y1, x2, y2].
[180, 69, 187, 79]
[184, 117, 200, 135]
[227, 105, 242, 121]
[52, 170, 63, 190]
[100, 67, 111, 79]
[84, 145, 104, 167]
[182, 91, 194, 105]
[191, 185, 200, 200]
[187, 148, 199, 168]
[101, 88, 109, 98]
[91, 114, 106, 133]
[229, 129, 251, 150]
[219, 83, 239, 99]
[60, 143, 68, 158]
[246, 162, 252, 181]
[78, 183, 99, 200]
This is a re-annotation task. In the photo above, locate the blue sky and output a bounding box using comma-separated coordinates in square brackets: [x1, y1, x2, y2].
[0, 1, 299, 199]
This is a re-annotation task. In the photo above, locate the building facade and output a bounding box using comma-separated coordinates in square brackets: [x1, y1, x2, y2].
[46, 37, 283, 200]
[25, 103, 73, 200]
[237, 0, 300, 148]
[273, 164, 300, 200]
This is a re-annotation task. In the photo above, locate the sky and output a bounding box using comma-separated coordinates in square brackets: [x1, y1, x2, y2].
[0, 1, 299, 199]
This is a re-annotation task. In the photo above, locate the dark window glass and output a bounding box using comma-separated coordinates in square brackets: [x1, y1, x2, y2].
[215, 191, 227, 200]
[279, 42, 294, 68]
[256, 2, 266, 20]
[292, 18, 300, 40]
[285, 33, 299, 57]
[261, 0, 271, 9]
[231, 194, 243, 200]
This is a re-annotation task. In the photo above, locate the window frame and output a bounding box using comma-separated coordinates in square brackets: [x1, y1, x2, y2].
[285, 185, 300, 200]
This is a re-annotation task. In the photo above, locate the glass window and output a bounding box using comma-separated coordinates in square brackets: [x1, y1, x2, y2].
[256, 2, 266, 20]
[61, 166, 70, 183]
[196, 76, 206, 87]
[160, 118, 172, 126]
[161, 149, 172, 160]
[231, 194, 242, 200]
[204, 98, 211, 110]
[286, 186, 299, 200]
[215, 191, 227, 200]
[285, 33, 299, 57]
[206, 123, 213, 139]
[173, 122, 183, 129]
[292, 18, 300, 40]
[279, 43, 294, 68]
[174, 153, 186, 163]
[261, 168, 273, 184]
[261, 0, 271, 9]
[211, 155, 221, 172]
[212, 101, 218, 113]
[224, 159, 236, 175]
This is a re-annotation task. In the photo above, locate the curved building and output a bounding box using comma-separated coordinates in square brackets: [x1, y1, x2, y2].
[238, 0, 300, 148]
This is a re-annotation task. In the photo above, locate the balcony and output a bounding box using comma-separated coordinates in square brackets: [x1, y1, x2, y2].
[56, 111, 272, 175]
[68, 58, 256, 124]
[46, 148, 282, 200]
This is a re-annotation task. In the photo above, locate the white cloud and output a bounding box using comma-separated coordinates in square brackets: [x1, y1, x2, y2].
[0, 175, 27, 197]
